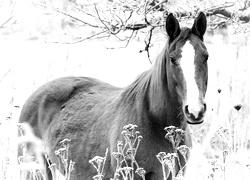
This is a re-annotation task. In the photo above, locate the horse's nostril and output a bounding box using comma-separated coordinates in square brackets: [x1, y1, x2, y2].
[203, 103, 207, 112]
[185, 105, 190, 115]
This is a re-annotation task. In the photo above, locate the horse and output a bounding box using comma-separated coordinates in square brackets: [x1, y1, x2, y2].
[19, 12, 208, 180]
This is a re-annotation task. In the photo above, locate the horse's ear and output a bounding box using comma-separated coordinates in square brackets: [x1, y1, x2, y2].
[191, 12, 207, 41]
[166, 13, 181, 43]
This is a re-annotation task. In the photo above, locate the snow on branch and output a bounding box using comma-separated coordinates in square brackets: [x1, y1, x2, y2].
[34, 0, 250, 61]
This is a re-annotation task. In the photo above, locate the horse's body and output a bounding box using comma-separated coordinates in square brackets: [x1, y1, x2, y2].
[19, 13, 208, 180]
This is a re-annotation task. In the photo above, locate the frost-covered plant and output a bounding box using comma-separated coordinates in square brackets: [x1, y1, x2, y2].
[89, 148, 108, 180]
[111, 124, 145, 180]
[157, 126, 190, 180]
[54, 139, 75, 180]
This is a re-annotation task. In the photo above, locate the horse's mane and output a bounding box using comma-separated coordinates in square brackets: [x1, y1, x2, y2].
[122, 28, 191, 106]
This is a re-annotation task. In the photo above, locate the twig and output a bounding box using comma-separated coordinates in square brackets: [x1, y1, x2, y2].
[94, 4, 114, 34]
[106, 31, 136, 50]
[206, 2, 250, 23]
[239, 0, 250, 11]
[0, 16, 15, 28]
[139, 27, 154, 64]
[125, 23, 148, 30]
[56, 8, 102, 28]
[33, 0, 250, 57]
[46, 30, 109, 44]
[37, 2, 102, 28]
[69, 2, 95, 17]
[0, 69, 11, 82]
[124, 30, 136, 48]
[146, 27, 154, 63]
[146, 0, 167, 14]
[0, 1, 16, 28]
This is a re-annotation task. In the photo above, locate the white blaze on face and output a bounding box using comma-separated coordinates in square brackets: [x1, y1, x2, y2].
[180, 41, 200, 118]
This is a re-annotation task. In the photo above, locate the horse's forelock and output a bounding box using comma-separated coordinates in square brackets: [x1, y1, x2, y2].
[172, 28, 191, 45]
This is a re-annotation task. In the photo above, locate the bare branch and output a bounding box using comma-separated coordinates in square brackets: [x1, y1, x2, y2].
[46, 30, 109, 44]
[36, 0, 250, 56]
[239, 0, 250, 11]
[0, 1, 16, 28]
[69, 2, 95, 18]
[70, 30, 110, 44]
[125, 23, 148, 30]
[0, 69, 11, 82]
[37, 2, 102, 29]
[94, 5, 110, 29]
[55, 8, 103, 28]
[139, 27, 155, 64]
[207, 8, 250, 23]
[107, 30, 136, 49]
[0, 16, 15, 28]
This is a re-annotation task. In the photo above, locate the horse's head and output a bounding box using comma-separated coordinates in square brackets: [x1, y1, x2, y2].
[166, 12, 208, 124]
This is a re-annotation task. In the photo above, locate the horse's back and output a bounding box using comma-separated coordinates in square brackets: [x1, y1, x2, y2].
[19, 76, 123, 179]
[19, 76, 119, 138]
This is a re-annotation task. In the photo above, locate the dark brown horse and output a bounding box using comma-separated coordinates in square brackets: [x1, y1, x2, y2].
[19, 12, 208, 180]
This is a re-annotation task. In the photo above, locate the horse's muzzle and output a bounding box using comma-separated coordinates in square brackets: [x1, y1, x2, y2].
[184, 103, 206, 124]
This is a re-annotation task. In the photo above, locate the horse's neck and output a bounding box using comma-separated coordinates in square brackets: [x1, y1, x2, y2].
[121, 50, 185, 130]
[147, 52, 184, 129]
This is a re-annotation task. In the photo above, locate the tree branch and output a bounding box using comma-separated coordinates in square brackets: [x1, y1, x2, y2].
[37, 2, 102, 29]
[0, 16, 15, 28]
[124, 23, 148, 30]
[37, 0, 250, 58]
[46, 30, 109, 44]
[207, 9, 250, 23]
[139, 27, 155, 64]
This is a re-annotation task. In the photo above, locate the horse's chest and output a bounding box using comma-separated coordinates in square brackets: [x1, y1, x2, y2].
[135, 139, 172, 171]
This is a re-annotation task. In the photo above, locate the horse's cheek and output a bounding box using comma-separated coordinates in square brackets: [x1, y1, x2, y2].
[167, 69, 177, 93]
[174, 71, 186, 101]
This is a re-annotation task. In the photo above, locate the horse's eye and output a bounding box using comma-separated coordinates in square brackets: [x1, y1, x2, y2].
[170, 57, 177, 65]
[204, 55, 209, 62]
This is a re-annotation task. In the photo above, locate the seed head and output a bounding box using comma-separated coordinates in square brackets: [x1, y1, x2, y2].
[89, 156, 105, 165]
[137, 135, 143, 140]
[156, 152, 167, 163]
[93, 174, 104, 180]
[136, 167, 146, 177]
[60, 138, 71, 146]
[117, 141, 123, 153]
[177, 145, 189, 157]
[126, 148, 136, 159]
[121, 167, 133, 175]
[55, 147, 66, 156]
[123, 124, 137, 132]
[112, 152, 123, 160]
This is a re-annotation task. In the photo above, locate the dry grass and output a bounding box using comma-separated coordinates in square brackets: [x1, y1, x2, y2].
[3, 107, 250, 180]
